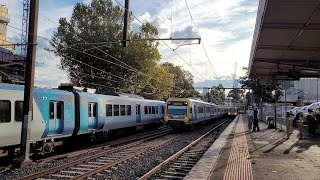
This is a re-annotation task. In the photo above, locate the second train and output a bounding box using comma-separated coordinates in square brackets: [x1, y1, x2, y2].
[164, 98, 227, 129]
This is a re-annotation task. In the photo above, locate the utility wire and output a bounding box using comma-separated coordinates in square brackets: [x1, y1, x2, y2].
[27, 12, 181, 91]
[184, 0, 218, 78]
[6, 24, 163, 92]
[114, 0, 205, 81]
[6, 9, 185, 92]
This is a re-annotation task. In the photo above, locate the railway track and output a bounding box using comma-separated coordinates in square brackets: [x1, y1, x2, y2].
[36, 127, 173, 164]
[139, 119, 230, 180]
[18, 128, 176, 180]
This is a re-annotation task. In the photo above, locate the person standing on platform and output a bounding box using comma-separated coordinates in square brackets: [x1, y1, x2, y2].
[307, 109, 316, 136]
[246, 106, 254, 131]
[253, 107, 260, 131]
[315, 106, 320, 127]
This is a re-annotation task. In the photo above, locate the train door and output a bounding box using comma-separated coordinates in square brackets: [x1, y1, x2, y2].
[136, 104, 141, 123]
[48, 101, 64, 135]
[88, 102, 98, 129]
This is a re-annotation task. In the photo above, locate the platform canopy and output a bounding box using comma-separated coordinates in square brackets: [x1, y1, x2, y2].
[248, 0, 320, 78]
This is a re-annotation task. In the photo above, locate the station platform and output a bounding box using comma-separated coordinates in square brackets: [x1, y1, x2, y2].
[185, 115, 320, 180]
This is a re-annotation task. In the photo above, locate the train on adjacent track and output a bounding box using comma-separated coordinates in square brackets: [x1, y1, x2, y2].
[0, 83, 165, 156]
[227, 107, 239, 118]
[164, 98, 227, 129]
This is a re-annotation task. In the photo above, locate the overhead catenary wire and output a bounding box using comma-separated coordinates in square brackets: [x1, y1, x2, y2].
[184, 0, 218, 78]
[114, 0, 206, 81]
[7, 4, 187, 93]
[26, 11, 184, 91]
[6, 24, 161, 90]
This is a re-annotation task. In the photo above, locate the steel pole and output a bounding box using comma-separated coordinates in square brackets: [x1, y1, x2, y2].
[122, 0, 130, 47]
[317, 78, 319, 102]
[285, 85, 290, 139]
[19, 0, 39, 165]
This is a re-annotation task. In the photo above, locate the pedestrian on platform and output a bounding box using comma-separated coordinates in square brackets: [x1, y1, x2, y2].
[246, 106, 254, 131]
[315, 106, 320, 127]
[307, 109, 316, 136]
[253, 107, 260, 131]
[293, 109, 300, 128]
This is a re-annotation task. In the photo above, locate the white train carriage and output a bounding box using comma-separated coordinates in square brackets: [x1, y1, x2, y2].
[0, 84, 75, 152]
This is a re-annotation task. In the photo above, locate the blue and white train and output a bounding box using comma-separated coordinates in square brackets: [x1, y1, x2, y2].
[0, 83, 165, 155]
[164, 98, 227, 128]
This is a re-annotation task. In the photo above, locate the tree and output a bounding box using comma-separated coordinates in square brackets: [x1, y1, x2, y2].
[206, 84, 225, 104]
[239, 67, 282, 104]
[227, 89, 244, 102]
[163, 62, 200, 98]
[49, 0, 173, 100]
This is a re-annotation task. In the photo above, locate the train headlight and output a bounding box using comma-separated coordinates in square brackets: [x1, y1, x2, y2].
[228, 113, 230, 115]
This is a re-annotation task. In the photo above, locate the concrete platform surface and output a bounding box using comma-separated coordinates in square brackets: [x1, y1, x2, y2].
[185, 114, 320, 180]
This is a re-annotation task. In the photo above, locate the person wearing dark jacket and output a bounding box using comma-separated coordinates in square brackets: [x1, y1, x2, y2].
[253, 107, 260, 131]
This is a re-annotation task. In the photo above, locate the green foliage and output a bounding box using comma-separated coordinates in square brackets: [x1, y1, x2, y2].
[205, 84, 225, 104]
[48, 0, 173, 100]
[163, 62, 200, 98]
[239, 67, 282, 103]
[227, 89, 244, 102]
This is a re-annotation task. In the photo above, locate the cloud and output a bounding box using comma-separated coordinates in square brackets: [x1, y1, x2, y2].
[3, 0, 77, 87]
[3, 0, 259, 87]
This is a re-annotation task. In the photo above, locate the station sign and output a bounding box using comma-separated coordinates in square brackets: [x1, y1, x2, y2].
[272, 72, 300, 81]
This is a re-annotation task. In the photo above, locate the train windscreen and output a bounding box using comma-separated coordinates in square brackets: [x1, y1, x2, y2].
[167, 102, 188, 115]
[229, 108, 237, 113]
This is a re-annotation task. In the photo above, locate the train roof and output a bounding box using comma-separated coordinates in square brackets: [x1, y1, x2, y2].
[0, 83, 164, 103]
[0, 83, 73, 95]
[167, 97, 226, 107]
[77, 91, 164, 103]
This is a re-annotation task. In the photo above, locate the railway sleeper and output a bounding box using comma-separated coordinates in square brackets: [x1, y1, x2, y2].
[164, 171, 187, 176]
[168, 167, 192, 172]
[61, 170, 85, 175]
[88, 161, 107, 165]
[51, 174, 75, 178]
[175, 160, 197, 164]
[71, 167, 93, 171]
[79, 164, 101, 168]
[172, 162, 195, 166]
[160, 175, 184, 179]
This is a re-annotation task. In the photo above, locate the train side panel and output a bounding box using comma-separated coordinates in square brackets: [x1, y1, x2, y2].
[0, 84, 75, 148]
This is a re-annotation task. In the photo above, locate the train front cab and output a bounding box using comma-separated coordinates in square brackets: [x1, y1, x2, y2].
[227, 107, 238, 118]
[164, 98, 190, 128]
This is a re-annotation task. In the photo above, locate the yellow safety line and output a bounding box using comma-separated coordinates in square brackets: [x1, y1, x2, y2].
[223, 116, 253, 180]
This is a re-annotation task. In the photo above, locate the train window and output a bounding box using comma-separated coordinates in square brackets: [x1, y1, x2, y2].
[152, 106, 156, 114]
[15, 101, 24, 121]
[190, 107, 192, 114]
[197, 106, 204, 113]
[144, 106, 148, 114]
[114, 105, 119, 116]
[206, 107, 210, 113]
[93, 103, 97, 117]
[57, 102, 63, 119]
[0, 100, 11, 123]
[155, 106, 158, 114]
[106, 104, 113, 116]
[88, 104, 92, 117]
[162, 106, 164, 114]
[120, 105, 126, 116]
[127, 105, 131, 116]
[50, 102, 55, 119]
[149, 106, 152, 114]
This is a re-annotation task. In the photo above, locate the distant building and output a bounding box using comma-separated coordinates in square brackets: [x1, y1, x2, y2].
[0, 5, 25, 84]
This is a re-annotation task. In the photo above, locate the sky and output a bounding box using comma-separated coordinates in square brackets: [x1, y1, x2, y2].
[1, 0, 259, 88]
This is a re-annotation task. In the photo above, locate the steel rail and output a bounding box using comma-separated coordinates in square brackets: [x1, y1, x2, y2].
[18, 129, 173, 180]
[138, 119, 230, 180]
